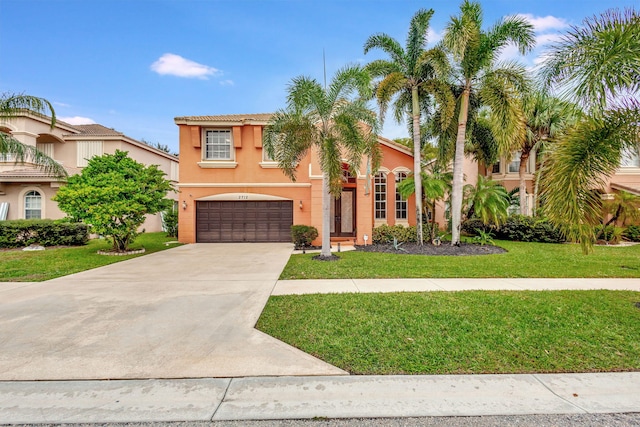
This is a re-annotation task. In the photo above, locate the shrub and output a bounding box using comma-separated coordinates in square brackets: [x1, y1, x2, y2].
[624, 225, 640, 242]
[372, 224, 417, 244]
[291, 225, 318, 249]
[162, 206, 178, 238]
[0, 219, 89, 248]
[595, 225, 624, 244]
[462, 215, 565, 244]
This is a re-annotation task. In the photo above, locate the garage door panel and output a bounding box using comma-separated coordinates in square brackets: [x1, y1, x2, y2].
[196, 200, 293, 243]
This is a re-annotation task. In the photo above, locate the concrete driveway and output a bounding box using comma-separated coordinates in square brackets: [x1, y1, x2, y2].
[0, 243, 346, 380]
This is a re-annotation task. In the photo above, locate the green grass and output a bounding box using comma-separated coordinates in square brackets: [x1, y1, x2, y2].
[0, 232, 181, 282]
[257, 290, 640, 374]
[281, 240, 640, 279]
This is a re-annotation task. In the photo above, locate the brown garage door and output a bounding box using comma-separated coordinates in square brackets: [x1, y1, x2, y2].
[196, 200, 293, 243]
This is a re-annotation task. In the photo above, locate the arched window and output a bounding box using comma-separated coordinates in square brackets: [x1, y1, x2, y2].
[374, 172, 386, 220]
[395, 172, 408, 220]
[24, 190, 42, 219]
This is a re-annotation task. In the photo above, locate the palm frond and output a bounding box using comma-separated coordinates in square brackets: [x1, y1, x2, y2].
[406, 9, 435, 72]
[363, 33, 405, 67]
[0, 132, 67, 178]
[540, 7, 640, 112]
[0, 93, 56, 128]
[540, 102, 640, 253]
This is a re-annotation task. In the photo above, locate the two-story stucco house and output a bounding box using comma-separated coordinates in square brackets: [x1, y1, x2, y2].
[175, 113, 418, 245]
[0, 111, 179, 231]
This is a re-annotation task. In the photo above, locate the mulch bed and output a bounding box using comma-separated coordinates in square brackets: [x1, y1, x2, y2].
[356, 242, 506, 256]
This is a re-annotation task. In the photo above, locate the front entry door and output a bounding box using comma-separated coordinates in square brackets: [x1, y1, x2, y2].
[330, 188, 356, 237]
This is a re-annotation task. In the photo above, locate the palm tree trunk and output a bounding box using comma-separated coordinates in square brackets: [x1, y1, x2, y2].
[451, 85, 471, 246]
[321, 173, 332, 257]
[519, 151, 530, 215]
[411, 86, 424, 245]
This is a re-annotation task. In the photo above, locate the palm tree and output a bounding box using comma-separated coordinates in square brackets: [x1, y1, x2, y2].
[263, 66, 381, 258]
[518, 90, 579, 215]
[0, 93, 67, 177]
[539, 7, 640, 252]
[442, 0, 535, 245]
[364, 9, 454, 245]
[463, 175, 510, 226]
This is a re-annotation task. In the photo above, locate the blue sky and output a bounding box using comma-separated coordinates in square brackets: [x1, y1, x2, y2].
[1, 0, 636, 153]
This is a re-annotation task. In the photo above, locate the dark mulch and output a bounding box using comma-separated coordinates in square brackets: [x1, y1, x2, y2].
[356, 242, 507, 256]
[312, 254, 341, 261]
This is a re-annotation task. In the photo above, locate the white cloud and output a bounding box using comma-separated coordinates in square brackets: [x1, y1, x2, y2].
[54, 101, 70, 108]
[426, 28, 443, 46]
[516, 14, 569, 33]
[536, 33, 563, 46]
[59, 116, 96, 125]
[150, 53, 220, 79]
[497, 44, 523, 62]
[219, 79, 234, 86]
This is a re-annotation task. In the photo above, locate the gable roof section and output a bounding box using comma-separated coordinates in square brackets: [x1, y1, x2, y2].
[377, 135, 413, 157]
[72, 124, 124, 136]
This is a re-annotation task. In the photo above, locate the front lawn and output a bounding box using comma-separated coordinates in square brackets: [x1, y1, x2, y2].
[257, 290, 640, 374]
[0, 232, 180, 282]
[281, 240, 640, 279]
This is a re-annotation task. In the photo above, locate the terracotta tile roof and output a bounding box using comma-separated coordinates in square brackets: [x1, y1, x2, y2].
[72, 124, 124, 136]
[0, 165, 81, 180]
[175, 113, 273, 122]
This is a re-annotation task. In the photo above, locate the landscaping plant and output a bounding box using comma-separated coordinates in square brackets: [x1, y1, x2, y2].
[54, 150, 175, 252]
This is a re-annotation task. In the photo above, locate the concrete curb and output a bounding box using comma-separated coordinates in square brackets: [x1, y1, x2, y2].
[2, 372, 639, 424]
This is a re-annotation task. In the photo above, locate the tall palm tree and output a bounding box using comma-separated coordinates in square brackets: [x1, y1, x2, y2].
[0, 93, 67, 177]
[263, 66, 381, 258]
[539, 7, 640, 252]
[442, 0, 535, 245]
[517, 90, 579, 215]
[364, 9, 454, 245]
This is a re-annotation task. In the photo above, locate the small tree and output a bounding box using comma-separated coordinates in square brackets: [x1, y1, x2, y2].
[54, 150, 174, 252]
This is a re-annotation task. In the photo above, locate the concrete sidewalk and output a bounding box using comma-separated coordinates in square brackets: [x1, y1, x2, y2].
[273, 277, 640, 295]
[2, 372, 639, 423]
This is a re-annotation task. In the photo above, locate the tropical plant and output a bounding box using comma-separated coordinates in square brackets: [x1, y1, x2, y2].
[53, 150, 175, 252]
[463, 175, 510, 226]
[162, 205, 179, 238]
[602, 191, 640, 227]
[364, 8, 454, 245]
[263, 65, 381, 258]
[0, 93, 67, 177]
[472, 229, 494, 246]
[442, 0, 535, 245]
[397, 163, 452, 242]
[540, 7, 640, 253]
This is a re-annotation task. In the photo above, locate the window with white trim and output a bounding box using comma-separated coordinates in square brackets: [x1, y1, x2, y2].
[621, 147, 640, 168]
[77, 141, 103, 167]
[374, 172, 386, 220]
[24, 190, 42, 219]
[508, 151, 521, 173]
[395, 172, 408, 220]
[204, 129, 232, 160]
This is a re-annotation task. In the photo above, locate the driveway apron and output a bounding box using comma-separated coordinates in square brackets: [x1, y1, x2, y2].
[0, 243, 346, 380]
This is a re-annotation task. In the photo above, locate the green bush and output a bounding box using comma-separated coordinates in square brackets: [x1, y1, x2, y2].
[162, 206, 178, 238]
[624, 225, 640, 242]
[372, 224, 417, 244]
[0, 219, 89, 248]
[291, 225, 318, 249]
[462, 215, 565, 244]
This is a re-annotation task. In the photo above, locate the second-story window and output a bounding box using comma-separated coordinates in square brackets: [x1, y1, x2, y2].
[204, 130, 232, 160]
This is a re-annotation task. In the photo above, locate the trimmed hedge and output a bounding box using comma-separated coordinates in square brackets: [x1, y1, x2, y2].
[291, 225, 319, 249]
[0, 219, 89, 248]
[462, 215, 566, 244]
[372, 224, 418, 244]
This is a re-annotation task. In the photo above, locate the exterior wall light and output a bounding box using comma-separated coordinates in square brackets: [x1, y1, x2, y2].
[299, 200, 303, 209]
[182, 200, 187, 210]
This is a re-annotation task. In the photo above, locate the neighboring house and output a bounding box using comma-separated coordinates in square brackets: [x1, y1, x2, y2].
[478, 147, 640, 214]
[0, 111, 179, 231]
[175, 113, 416, 245]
